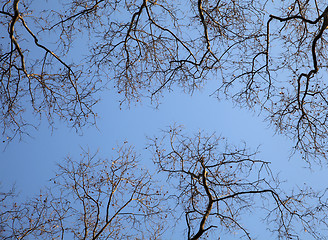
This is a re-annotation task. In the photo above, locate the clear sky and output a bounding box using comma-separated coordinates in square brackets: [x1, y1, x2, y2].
[1, 78, 326, 238]
[1, 0, 328, 239]
[0, 79, 298, 193]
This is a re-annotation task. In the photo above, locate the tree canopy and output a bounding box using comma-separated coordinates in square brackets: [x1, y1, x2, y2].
[2, 0, 328, 161]
[1, 0, 328, 239]
[2, 128, 328, 239]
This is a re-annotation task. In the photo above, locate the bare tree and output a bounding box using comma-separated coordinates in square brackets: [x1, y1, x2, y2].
[2, 0, 328, 162]
[148, 126, 328, 239]
[1, 130, 328, 239]
[264, 2, 328, 163]
[2, 1, 328, 238]
[216, 0, 328, 163]
[36, 0, 328, 162]
[0, 0, 99, 141]
[0, 145, 166, 239]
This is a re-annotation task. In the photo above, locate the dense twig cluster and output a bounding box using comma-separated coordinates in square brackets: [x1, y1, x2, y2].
[2, 129, 328, 239]
[2, 1, 328, 238]
[2, 1, 328, 162]
[148, 126, 328, 239]
[0, 145, 166, 239]
[0, 0, 99, 141]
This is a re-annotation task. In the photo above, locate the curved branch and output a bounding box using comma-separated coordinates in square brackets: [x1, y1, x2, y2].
[190, 164, 214, 240]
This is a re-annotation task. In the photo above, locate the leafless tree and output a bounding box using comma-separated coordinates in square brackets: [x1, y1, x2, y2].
[2, 1, 328, 238]
[0, 145, 166, 239]
[2, 129, 328, 239]
[0, 0, 99, 141]
[216, 0, 328, 163]
[2, 0, 328, 162]
[263, 2, 328, 163]
[148, 126, 328, 239]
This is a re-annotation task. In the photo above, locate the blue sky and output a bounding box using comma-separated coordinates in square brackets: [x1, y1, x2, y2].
[1, 0, 328, 238]
[2, 79, 325, 238]
[1, 77, 322, 196]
